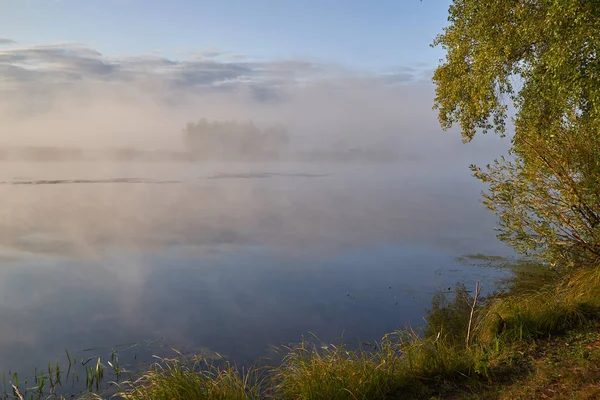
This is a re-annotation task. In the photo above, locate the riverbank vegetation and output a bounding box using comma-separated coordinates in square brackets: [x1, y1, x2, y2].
[107, 265, 600, 400]
[4, 0, 599, 398]
[4, 262, 598, 400]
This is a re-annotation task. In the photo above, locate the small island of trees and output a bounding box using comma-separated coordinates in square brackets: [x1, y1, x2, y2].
[183, 119, 290, 160]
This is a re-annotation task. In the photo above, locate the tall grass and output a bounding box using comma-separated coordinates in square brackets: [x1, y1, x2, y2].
[267, 265, 600, 399]
[271, 337, 403, 400]
[271, 329, 483, 400]
[112, 332, 480, 400]
[117, 356, 260, 400]
[476, 267, 600, 345]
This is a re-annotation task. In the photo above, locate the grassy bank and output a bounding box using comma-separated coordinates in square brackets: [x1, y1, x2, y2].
[105, 265, 600, 399]
[6, 264, 600, 400]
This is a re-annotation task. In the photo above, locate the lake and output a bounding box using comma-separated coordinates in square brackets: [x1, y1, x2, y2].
[0, 160, 510, 379]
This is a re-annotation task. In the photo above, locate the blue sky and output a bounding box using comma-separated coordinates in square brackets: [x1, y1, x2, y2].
[0, 0, 451, 69]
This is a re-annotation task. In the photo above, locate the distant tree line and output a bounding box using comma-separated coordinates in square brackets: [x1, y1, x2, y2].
[183, 119, 289, 160]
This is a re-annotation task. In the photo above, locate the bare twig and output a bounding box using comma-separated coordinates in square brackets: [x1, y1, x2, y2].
[11, 384, 24, 400]
[466, 281, 482, 349]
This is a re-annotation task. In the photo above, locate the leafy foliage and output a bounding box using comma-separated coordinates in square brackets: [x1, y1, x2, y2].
[433, 0, 600, 267]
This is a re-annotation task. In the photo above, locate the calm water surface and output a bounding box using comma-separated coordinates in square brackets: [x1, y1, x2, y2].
[0, 161, 510, 375]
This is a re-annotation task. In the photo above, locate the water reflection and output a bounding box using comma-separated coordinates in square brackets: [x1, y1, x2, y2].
[0, 162, 510, 375]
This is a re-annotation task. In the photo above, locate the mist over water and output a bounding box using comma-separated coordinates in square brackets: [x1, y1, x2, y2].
[0, 40, 514, 377]
[0, 159, 511, 374]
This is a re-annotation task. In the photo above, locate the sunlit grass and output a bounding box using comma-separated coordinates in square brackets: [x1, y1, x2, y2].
[116, 356, 260, 400]
[476, 267, 600, 345]
[270, 329, 486, 400]
[271, 337, 403, 400]
[269, 265, 600, 399]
